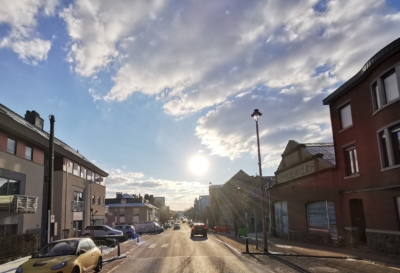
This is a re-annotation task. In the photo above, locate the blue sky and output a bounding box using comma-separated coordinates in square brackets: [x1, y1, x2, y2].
[1, 0, 400, 210]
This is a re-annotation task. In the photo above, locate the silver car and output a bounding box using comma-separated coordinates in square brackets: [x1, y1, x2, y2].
[113, 225, 137, 238]
[83, 225, 123, 236]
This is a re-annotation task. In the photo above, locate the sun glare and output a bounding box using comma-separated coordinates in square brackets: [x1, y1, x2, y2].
[189, 155, 208, 175]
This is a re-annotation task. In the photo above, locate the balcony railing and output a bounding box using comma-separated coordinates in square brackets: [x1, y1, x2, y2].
[71, 201, 85, 212]
[0, 195, 38, 213]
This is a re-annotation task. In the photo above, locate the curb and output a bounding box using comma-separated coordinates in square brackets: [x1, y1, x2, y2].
[215, 233, 400, 269]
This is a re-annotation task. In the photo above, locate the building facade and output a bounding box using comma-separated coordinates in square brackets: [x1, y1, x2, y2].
[105, 193, 160, 226]
[323, 37, 400, 254]
[270, 141, 340, 245]
[0, 104, 108, 243]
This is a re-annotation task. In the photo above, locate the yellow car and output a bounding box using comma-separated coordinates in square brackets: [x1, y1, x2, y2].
[16, 238, 102, 273]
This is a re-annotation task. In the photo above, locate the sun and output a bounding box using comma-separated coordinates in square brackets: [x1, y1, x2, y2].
[189, 155, 208, 175]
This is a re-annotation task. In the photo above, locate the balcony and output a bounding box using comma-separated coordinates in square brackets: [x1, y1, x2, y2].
[72, 201, 85, 212]
[0, 195, 38, 213]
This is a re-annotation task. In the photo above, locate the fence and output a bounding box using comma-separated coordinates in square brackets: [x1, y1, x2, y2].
[0, 234, 38, 264]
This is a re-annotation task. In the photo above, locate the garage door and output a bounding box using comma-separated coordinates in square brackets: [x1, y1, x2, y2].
[306, 201, 337, 239]
[274, 201, 289, 238]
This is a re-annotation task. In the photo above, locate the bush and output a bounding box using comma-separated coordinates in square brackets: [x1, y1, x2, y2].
[0, 234, 38, 264]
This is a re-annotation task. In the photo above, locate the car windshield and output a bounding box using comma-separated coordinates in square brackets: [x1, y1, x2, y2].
[34, 241, 78, 258]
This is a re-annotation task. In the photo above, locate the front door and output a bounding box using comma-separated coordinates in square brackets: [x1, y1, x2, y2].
[349, 199, 367, 243]
[274, 201, 289, 238]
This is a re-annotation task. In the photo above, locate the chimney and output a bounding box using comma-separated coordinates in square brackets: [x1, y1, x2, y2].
[116, 192, 122, 199]
[25, 110, 44, 130]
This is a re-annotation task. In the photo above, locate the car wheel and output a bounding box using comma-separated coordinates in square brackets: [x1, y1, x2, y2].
[126, 232, 132, 238]
[95, 257, 102, 272]
[71, 266, 80, 273]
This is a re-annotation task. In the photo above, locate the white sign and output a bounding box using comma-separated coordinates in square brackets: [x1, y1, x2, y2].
[51, 215, 55, 223]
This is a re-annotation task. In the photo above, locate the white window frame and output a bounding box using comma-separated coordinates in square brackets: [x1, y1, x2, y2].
[339, 104, 353, 130]
[344, 145, 359, 176]
[378, 122, 400, 169]
[371, 65, 400, 112]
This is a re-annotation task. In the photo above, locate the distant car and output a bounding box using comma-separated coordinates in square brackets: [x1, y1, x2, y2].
[135, 222, 164, 235]
[113, 225, 137, 239]
[191, 223, 207, 238]
[16, 238, 102, 273]
[173, 223, 180, 230]
[83, 225, 123, 236]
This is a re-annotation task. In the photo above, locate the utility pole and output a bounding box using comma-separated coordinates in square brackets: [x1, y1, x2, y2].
[47, 115, 55, 244]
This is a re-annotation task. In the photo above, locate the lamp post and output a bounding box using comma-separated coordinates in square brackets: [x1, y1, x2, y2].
[251, 109, 268, 253]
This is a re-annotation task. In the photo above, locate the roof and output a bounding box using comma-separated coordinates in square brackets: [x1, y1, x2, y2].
[304, 143, 336, 166]
[0, 104, 108, 177]
[323, 36, 400, 105]
[122, 193, 134, 199]
[106, 203, 159, 209]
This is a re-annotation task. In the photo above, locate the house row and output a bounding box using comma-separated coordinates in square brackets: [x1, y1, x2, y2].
[210, 36, 400, 255]
[0, 105, 108, 245]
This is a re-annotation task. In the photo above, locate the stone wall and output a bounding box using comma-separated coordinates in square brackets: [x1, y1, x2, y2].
[366, 229, 400, 255]
[289, 230, 332, 245]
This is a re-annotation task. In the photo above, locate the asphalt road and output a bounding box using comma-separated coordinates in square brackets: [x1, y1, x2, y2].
[101, 223, 400, 273]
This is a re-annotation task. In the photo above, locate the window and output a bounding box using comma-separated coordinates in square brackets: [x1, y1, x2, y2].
[344, 146, 359, 176]
[119, 208, 125, 217]
[7, 138, 16, 154]
[0, 177, 20, 195]
[77, 165, 81, 177]
[79, 240, 91, 251]
[339, 104, 353, 129]
[372, 68, 400, 110]
[67, 161, 73, 174]
[73, 191, 83, 202]
[98, 196, 101, 205]
[0, 224, 18, 236]
[25, 146, 33, 160]
[306, 201, 337, 239]
[379, 124, 400, 168]
[92, 195, 95, 204]
[83, 168, 87, 179]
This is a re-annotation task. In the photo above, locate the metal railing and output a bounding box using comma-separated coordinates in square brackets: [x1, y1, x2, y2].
[0, 195, 38, 213]
[71, 201, 85, 212]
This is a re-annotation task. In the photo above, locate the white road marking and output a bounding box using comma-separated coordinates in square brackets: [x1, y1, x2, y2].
[161, 244, 169, 248]
[148, 244, 157, 248]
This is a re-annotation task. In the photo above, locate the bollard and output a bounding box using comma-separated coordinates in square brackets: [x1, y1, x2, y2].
[245, 238, 249, 253]
[117, 242, 120, 257]
[137, 235, 140, 243]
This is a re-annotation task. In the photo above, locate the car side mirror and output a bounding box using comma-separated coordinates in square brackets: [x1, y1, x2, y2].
[78, 249, 87, 255]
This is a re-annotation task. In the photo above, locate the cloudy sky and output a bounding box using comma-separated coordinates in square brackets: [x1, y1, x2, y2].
[1, 0, 400, 210]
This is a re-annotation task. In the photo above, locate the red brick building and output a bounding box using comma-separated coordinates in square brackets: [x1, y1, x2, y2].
[323, 37, 400, 254]
[270, 141, 341, 245]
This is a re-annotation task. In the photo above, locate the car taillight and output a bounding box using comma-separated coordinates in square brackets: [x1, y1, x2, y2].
[204, 226, 207, 230]
[192, 227, 195, 230]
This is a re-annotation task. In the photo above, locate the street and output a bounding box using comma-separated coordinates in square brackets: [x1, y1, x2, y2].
[100, 223, 400, 273]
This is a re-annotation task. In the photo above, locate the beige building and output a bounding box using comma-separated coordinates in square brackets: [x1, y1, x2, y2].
[0, 104, 108, 243]
[105, 193, 160, 226]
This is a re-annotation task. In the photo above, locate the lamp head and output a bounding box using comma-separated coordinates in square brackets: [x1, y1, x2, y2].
[251, 109, 262, 121]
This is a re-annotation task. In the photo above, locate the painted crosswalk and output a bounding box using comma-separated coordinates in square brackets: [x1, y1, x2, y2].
[148, 244, 157, 248]
[161, 244, 169, 248]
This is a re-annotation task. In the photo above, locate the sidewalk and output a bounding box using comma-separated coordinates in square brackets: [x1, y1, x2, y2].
[213, 232, 400, 268]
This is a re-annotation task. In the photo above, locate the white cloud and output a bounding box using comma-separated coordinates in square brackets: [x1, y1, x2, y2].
[59, 0, 400, 167]
[0, 0, 56, 64]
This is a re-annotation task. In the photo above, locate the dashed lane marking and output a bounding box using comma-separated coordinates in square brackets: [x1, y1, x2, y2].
[148, 244, 157, 249]
[161, 244, 169, 248]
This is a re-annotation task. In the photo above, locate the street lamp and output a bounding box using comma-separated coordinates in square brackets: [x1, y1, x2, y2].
[251, 109, 268, 253]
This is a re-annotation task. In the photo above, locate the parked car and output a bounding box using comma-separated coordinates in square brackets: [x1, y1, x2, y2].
[83, 225, 123, 236]
[173, 223, 180, 230]
[134, 221, 164, 235]
[191, 223, 207, 238]
[16, 238, 102, 273]
[113, 225, 137, 239]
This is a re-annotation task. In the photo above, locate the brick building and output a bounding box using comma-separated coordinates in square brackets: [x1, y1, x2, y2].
[323, 37, 400, 254]
[270, 141, 340, 245]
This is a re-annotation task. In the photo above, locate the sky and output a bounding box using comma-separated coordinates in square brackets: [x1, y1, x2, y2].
[1, 0, 400, 211]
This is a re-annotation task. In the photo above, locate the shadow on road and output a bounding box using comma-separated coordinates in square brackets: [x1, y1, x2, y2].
[190, 236, 208, 241]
